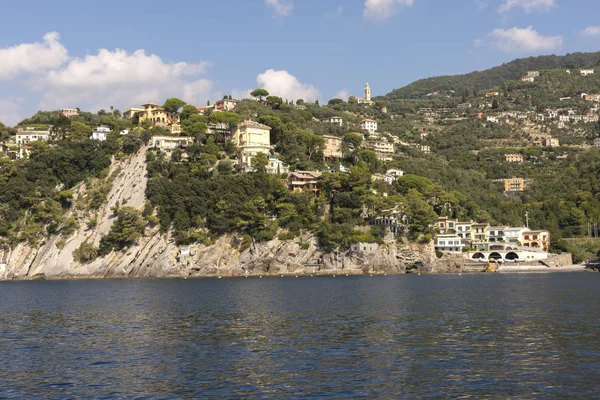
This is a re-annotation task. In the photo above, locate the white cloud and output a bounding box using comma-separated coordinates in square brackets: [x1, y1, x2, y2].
[498, 0, 555, 13]
[326, 5, 344, 18]
[264, 0, 293, 17]
[489, 26, 563, 52]
[476, 0, 488, 10]
[474, 38, 485, 47]
[0, 32, 68, 80]
[256, 69, 320, 102]
[231, 88, 253, 100]
[332, 89, 349, 101]
[581, 26, 600, 37]
[38, 48, 212, 110]
[0, 97, 24, 126]
[363, 0, 414, 21]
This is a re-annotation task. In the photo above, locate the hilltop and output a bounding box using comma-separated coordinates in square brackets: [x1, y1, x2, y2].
[381, 52, 600, 100]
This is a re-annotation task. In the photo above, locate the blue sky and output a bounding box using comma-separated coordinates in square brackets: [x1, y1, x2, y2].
[0, 0, 599, 125]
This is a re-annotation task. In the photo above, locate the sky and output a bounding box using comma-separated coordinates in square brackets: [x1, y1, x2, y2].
[0, 0, 599, 125]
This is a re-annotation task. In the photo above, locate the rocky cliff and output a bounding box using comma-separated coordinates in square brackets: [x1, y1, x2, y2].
[2, 147, 436, 280]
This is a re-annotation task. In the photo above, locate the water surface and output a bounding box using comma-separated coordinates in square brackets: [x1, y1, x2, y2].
[0, 273, 599, 398]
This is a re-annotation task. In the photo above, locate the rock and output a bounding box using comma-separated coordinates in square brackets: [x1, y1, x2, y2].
[3, 147, 436, 280]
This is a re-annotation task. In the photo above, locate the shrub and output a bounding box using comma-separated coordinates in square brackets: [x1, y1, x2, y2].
[73, 241, 99, 263]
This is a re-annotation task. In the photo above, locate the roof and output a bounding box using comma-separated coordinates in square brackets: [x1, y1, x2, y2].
[237, 120, 272, 130]
[288, 171, 322, 180]
[142, 102, 159, 106]
[360, 119, 376, 122]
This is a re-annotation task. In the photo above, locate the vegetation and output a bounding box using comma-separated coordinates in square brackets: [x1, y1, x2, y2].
[4, 51, 600, 262]
[383, 51, 600, 100]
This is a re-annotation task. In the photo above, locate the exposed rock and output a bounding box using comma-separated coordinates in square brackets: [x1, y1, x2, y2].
[2, 147, 436, 280]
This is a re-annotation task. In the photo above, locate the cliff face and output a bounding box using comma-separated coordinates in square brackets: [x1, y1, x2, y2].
[3, 147, 436, 280]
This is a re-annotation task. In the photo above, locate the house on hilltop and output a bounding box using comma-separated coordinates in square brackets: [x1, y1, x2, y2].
[230, 120, 272, 169]
[287, 171, 322, 193]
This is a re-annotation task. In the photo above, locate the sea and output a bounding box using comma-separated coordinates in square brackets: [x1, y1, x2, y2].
[0, 273, 599, 398]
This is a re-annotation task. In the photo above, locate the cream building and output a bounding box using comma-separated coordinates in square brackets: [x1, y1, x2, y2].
[151, 136, 194, 150]
[324, 116, 343, 126]
[137, 102, 180, 132]
[123, 107, 145, 119]
[357, 83, 374, 105]
[323, 135, 343, 158]
[231, 120, 273, 168]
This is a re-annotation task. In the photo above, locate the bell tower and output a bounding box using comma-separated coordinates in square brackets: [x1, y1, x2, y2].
[365, 83, 371, 101]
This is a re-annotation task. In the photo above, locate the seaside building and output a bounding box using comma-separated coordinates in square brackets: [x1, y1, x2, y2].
[60, 108, 78, 117]
[151, 136, 194, 150]
[322, 135, 343, 159]
[357, 83, 374, 105]
[287, 171, 322, 193]
[230, 120, 272, 169]
[136, 102, 180, 133]
[360, 119, 378, 134]
[505, 153, 524, 163]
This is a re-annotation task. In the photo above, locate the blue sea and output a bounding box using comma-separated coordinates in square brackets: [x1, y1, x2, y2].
[1, 273, 599, 398]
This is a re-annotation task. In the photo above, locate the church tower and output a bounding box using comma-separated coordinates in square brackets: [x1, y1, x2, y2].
[365, 83, 371, 101]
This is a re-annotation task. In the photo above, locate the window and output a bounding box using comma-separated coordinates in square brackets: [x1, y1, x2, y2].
[449, 222, 454, 228]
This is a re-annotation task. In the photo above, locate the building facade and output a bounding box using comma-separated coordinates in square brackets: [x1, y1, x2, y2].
[151, 136, 194, 149]
[357, 83, 374, 105]
[505, 153, 524, 163]
[231, 120, 272, 168]
[60, 108, 78, 117]
[360, 119, 378, 134]
[323, 135, 343, 158]
[137, 102, 180, 130]
[287, 171, 322, 193]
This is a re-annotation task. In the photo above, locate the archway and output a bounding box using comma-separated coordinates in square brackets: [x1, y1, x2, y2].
[472, 252, 485, 260]
[505, 252, 519, 261]
[489, 252, 502, 261]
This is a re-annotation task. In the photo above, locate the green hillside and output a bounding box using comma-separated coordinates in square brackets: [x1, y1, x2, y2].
[381, 52, 600, 100]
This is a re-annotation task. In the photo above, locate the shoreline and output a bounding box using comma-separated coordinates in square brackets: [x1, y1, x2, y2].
[0, 265, 594, 282]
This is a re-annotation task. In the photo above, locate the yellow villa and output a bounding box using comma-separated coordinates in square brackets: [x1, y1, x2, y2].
[136, 102, 180, 131]
[230, 120, 272, 168]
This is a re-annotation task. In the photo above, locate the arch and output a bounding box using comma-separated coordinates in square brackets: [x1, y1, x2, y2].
[472, 252, 485, 260]
[489, 252, 502, 261]
[505, 246, 514, 251]
[505, 252, 519, 261]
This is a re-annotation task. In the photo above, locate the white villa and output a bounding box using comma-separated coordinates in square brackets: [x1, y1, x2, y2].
[360, 119, 378, 134]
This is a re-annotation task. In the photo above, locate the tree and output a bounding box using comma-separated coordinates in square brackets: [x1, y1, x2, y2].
[180, 104, 198, 121]
[315, 99, 320, 106]
[348, 96, 358, 104]
[492, 99, 499, 109]
[266, 96, 283, 108]
[328, 98, 344, 106]
[251, 88, 269, 101]
[251, 152, 269, 173]
[69, 121, 93, 141]
[162, 98, 186, 113]
[0, 122, 13, 142]
[73, 241, 99, 263]
[99, 207, 146, 254]
[50, 115, 72, 141]
[342, 133, 363, 162]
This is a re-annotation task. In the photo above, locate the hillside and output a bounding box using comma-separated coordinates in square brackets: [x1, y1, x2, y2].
[381, 52, 600, 100]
